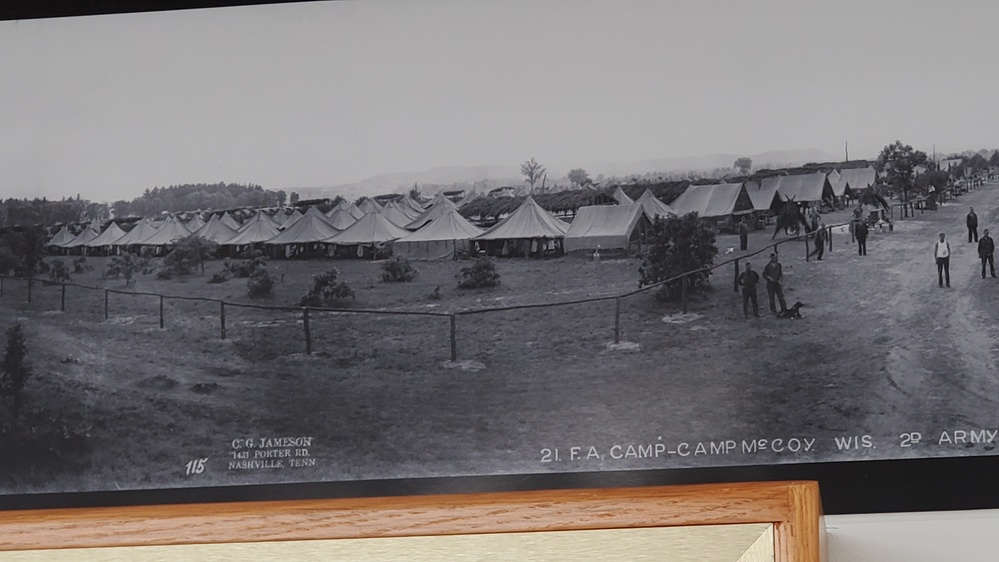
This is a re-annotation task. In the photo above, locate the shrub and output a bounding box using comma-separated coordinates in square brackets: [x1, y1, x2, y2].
[0, 246, 16, 276]
[72, 256, 93, 273]
[155, 267, 177, 280]
[381, 256, 418, 282]
[208, 270, 231, 284]
[163, 235, 218, 276]
[105, 252, 142, 285]
[638, 213, 718, 302]
[300, 268, 355, 307]
[48, 260, 71, 283]
[224, 255, 268, 278]
[247, 268, 274, 298]
[0, 324, 32, 418]
[456, 257, 500, 289]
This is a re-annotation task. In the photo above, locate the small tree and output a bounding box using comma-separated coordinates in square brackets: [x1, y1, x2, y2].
[246, 267, 274, 298]
[163, 235, 218, 276]
[638, 213, 718, 302]
[734, 157, 753, 175]
[0, 324, 32, 418]
[521, 157, 546, 192]
[457, 257, 501, 289]
[989, 150, 999, 168]
[381, 256, 418, 282]
[300, 268, 355, 306]
[48, 259, 71, 283]
[106, 252, 142, 284]
[876, 140, 928, 202]
[567, 168, 591, 188]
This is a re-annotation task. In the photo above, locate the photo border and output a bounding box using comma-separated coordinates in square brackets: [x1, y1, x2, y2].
[1, 0, 997, 517]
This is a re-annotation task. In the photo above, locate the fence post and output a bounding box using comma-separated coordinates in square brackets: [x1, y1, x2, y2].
[159, 296, 164, 329]
[1, 276, 4, 298]
[614, 298, 621, 344]
[104, 289, 109, 320]
[450, 314, 457, 361]
[27, 278, 32, 303]
[220, 301, 226, 340]
[733, 258, 740, 293]
[680, 274, 688, 314]
[61, 283, 66, 312]
[303, 307, 312, 355]
[828, 226, 833, 251]
[804, 235, 810, 262]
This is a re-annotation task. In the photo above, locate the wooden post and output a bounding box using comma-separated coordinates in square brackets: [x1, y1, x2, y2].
[1, 276, 4, 298]
[733, 258, 740, 293]
[27, 278, 32, 303]
[104, 289, 109, 320]
[449, 315, 457, 361]
[61, 284, 66, 312]
[804, 235, 810, 262]
[303, 307, 312, 355]
[827, 226, 833, 251]
[159, 296, 164, 329]
[613, 298, 621, 344]
[220, 301, 226, 340]
[680, 275, 688, 314]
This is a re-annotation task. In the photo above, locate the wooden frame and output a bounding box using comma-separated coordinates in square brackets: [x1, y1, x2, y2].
[0, 481, 824, 561]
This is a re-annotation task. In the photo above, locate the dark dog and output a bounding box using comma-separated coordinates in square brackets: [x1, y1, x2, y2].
[777, 301, 804, 319]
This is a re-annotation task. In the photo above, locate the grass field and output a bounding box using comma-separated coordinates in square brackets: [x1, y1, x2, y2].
[3, 185, 999, 494]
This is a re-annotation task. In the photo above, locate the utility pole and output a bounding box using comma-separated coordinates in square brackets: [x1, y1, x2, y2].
[845, 141, 849, 162]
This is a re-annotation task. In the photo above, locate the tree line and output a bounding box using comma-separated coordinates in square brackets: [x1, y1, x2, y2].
[110, 183, 286, 218]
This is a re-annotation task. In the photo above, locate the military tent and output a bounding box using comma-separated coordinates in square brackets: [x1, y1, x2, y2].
[139, 216, 192, 248]
[193, 214, 238, 245]
[220, 212, 242, 231]
[405, 194, 458, 230]
[400, 196, 425, 215]
[113, 218, 161, 248]
[186, 215, 206, 232]
[669, 183, 754, 218]
[325, 212, 411, 258]
[839, 167, 877, 196]
[473, 195, 569, 257]
[62, 227, 100, 253]
[46, 226, 75, 248]
[746, 179, 783, 214]
[279, 209, 304, 229]
[775, 173, 834, 204]
[634, 190, 677, 222]
[611, 186, 634, 205]
[395, 207, 484, 260]
[265, 212, 341, 257]
[324, 209, 357, 230]
[357, 198, 383, 214]
[563, 204, 647, 254]
[223, 211, 281, 247]
[379, 203, 417, 228]
[84, 222, 128, 254]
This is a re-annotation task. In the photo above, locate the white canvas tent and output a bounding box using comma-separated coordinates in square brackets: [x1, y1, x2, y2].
[326, 212, 411, 246]
[634, 190, 677, 222]
[223, 211, 281, 246]
[84, 222, 128, 254]
[612, 186, 634, 205]
[395, 207, 484, 260]
[357, 198, 383, 214]
[113, 218, 161, 248]
[405, 193, 458, 230]
[220, 212, 242, 230]
[139, 216, 192, 247]
[324, 209, 357, 230]
[62, 227, 100, 250]
[563, 204, 646, 253]
[746, 179, 783, 214]
[46, 226, 75, 248]
[775, 173, 833, 204]
[193, 214, 239, 245]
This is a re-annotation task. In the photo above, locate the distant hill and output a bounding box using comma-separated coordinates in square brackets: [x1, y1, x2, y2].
[286, 148, 842, 200]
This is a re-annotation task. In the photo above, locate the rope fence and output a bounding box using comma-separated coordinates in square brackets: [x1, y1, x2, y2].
[0, 219, 855, 361]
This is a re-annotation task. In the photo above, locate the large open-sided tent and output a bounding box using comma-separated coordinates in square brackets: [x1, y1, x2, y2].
[395, 207, 484, 260]
[325, 211, 411, 258]
[84, 222, 128, 254]
[473, 195, 569, 257]
[113, 218, 161, 249]
[774, 173, 834, 204]
[223, 211, 281, 247]
[669, 182, 754, 218]
[193, 214, 239, 245]
[563, 203, 647, 254]
[634, 190, 677, 222]
[46, 226, 75, 248]
[405, 193, 458, 230]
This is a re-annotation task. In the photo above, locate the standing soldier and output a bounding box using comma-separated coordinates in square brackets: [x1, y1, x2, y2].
[968, 207, 979, 243]
[738, 219, 749, 251]
[808, 221, 827, 260]
[762, 253, 788, 315]
[979, 228, 996, 279]
[736, 262, 761, 318]
[855, 219, 869, 256]
[934, 232, 951, 288]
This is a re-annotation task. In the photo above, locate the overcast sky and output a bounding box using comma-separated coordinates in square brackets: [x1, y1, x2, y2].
[1, 0, 997, 202]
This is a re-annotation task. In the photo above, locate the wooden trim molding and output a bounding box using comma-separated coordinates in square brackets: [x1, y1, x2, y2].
[0, 480, 824, 561]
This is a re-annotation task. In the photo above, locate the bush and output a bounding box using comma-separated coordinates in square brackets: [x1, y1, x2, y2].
[381, 256, 418, 282]
[0, 324, 32, 418]
[224, 255, 268, 278]
[155, 267, 177, 280]
[72, 256, 93, 273]
[457, 257, 500, 289]
[163, 235, 218, 276]
[105, 252, 143, 285]
[208, 270, 231, 284]
[247, 268, 274, 298]
[300, 268, 355, 307]
[48, 260, 71, 283]
[0, 246, 16, 276]
[638, 213, 718, 302]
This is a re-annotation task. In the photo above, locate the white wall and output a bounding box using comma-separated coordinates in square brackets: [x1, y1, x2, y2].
[827, 509, 999, 561]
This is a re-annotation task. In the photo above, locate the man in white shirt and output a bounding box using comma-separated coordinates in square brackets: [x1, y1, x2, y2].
[934, 232, 951, 288]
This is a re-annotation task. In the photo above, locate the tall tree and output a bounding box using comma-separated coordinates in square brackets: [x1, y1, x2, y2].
[521, 158, 546, 192]
[989, 150, 999, 167]
[566, 168, 591, 188]
[875, 140, 927, 203]
[734, 157, 753, 175]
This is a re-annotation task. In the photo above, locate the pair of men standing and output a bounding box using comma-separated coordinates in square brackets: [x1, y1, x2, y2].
[962, 208, 995, 279]
[736, 254, 787, 318]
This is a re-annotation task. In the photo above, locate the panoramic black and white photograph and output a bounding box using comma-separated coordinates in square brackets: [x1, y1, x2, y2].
[2, 0, 999, 497]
